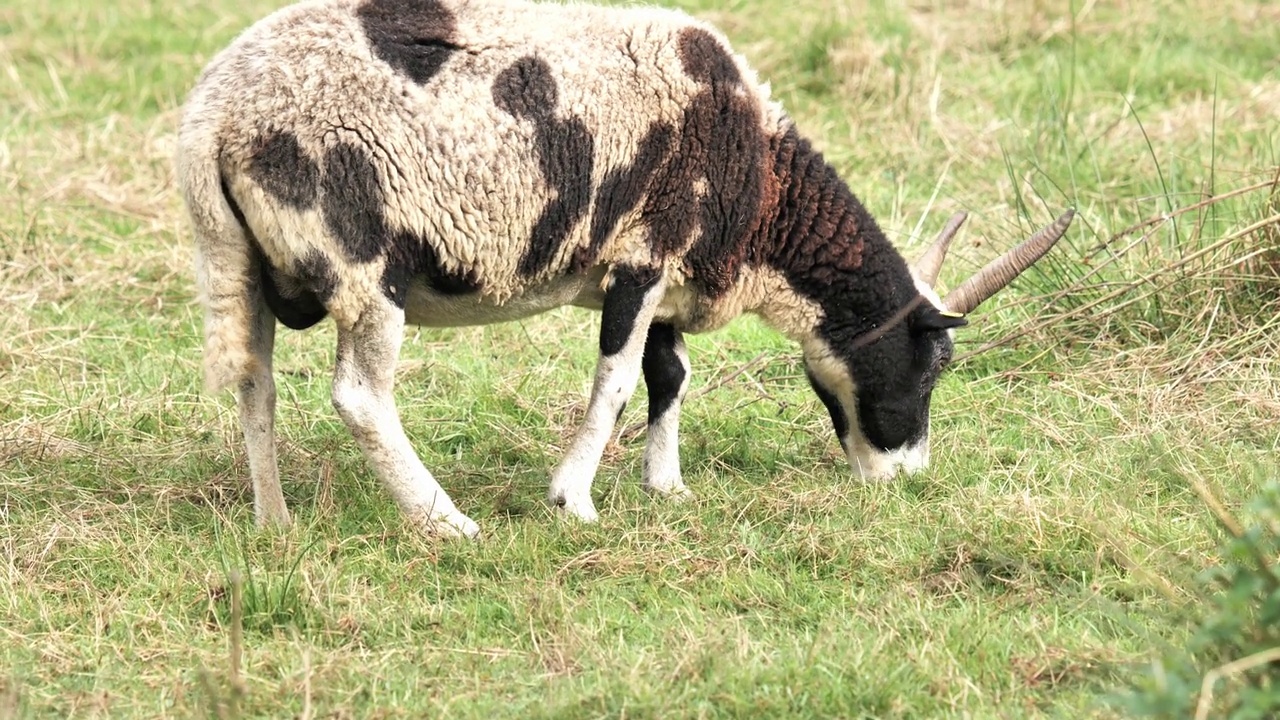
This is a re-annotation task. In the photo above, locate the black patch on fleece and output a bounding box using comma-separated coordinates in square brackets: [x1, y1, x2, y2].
[381, 229, 481, 306]
[636, 28, 771, 297]
[318, 140, 480, 304]
[574, 122, 675, 272]
[247, 130, 319, 209]
[761, 126, 876, 304]
[295, 251, 339, 303]
[493, 56, 596, 278]
[321, 141, 388, 264]
[599, 266, 660, 357]
[641, 323, 686, 424]
[358, 0, 460, 85]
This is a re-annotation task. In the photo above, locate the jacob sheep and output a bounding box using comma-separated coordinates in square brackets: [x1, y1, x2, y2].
[177, 0, 1074, 538]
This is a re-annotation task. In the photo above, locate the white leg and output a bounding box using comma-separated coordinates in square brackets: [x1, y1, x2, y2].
[331, 300, 478, 538]
[238, 291, 290, 527]
[548, 268, 666, 521]
[641, 323, 691, 499]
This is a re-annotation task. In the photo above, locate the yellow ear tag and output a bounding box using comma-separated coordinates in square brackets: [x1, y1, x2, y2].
[940, 310, 966, 319]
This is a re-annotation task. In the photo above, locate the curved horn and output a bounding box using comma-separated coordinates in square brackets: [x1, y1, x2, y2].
[942, 209, 1076, 314]
[913, 211, 968, 287]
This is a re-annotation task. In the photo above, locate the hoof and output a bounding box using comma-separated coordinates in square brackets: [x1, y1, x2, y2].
[415, 511, 481, 540]
[548, 491, 599, 523]
[643, 480, 692, 502]
[254, 508, 292, 529]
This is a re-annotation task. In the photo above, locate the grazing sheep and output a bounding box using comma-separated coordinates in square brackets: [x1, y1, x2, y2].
[177, 0, 1073, 538]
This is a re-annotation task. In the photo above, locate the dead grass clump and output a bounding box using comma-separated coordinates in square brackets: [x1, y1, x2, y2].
[1011, 645, 1115, 691]
[0, 421, 95, 465]
[920, 544, 1020, 600]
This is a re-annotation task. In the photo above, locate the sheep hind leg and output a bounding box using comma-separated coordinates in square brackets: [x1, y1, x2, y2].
[331, 300, 478, 539]
[548, 267, 666, 522]
[239, 290, 290, 527]
[640, 323, 692, 500]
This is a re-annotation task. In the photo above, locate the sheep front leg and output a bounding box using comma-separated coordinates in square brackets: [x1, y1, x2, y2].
[239, 290, 290, 527]
[641, 323, 692, 499]
[548, 267, 666, 521]
[332, 300, 479, 538]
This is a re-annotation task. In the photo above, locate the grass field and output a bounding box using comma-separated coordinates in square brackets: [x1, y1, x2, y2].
[2, 0, 1279, 716]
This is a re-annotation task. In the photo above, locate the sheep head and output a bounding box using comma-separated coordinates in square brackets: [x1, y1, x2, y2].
[802, 209, 1074, 481]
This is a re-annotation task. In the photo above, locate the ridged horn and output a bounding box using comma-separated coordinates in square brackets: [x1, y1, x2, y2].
[914, 211, 968, 287]
[941, 209, 1076, 315]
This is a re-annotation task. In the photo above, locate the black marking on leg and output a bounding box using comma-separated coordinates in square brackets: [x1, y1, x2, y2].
[614, 402, 627, 424]
[642, 323, 685, 425]
[599, 266, 660, 357]
[358, 0, 460, 85]
[247, 130, 319, 209]
[493, 57, 595, 278]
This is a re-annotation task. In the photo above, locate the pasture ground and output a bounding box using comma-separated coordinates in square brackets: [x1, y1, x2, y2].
[1, 0, 1278, 716]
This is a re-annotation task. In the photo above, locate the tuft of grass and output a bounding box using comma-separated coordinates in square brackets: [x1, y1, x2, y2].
[206, 532, 325, 636]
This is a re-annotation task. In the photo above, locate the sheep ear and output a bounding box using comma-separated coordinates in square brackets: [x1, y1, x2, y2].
[914, 305, 968, 332]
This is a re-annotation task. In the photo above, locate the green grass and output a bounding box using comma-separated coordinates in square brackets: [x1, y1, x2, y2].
[2, 0, 1279, 716]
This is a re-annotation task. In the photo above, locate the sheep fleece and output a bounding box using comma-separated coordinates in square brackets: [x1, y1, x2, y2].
[181, 0, 900, 382]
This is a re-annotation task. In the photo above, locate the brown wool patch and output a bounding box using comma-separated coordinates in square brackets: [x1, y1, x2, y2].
[635, 28, 772, 298]
[676, 28, 743, 85]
